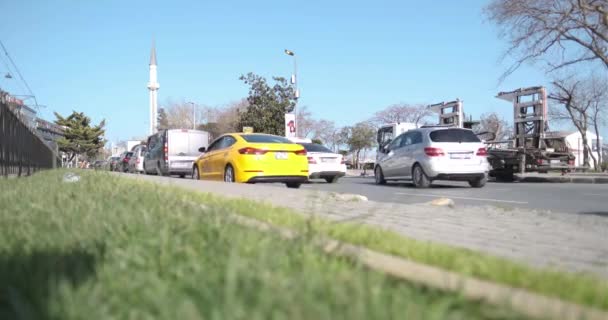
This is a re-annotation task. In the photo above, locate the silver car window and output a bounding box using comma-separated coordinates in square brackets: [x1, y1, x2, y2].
[389, 135, 403, 150]
[400, 133, 413, 147]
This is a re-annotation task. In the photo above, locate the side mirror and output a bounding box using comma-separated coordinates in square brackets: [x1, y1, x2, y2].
[198, 147, 206, 153]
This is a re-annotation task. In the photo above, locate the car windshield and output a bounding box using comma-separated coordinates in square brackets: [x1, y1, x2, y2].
[126, 152, 133, 157]
[429, 129, 481, 143]
[241, 134, 293, 143]
[301, 143, 333, 153]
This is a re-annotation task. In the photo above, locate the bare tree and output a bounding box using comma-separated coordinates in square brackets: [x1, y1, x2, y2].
[370, 103, 432, 126]
[486, 0, 608, 80]
[548, 75, 606, 169]
[588, 75, 607, 165]
[476, 112, 513, 142]
[296, 106, 315, 138]
[163, 100, 212, 129]
[314, 120, 342, 151]
[199, 99, 247, 139]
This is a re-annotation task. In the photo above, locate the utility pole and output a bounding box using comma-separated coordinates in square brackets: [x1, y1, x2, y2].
[188, 101, 196, 130]
[284, 49, 299, 137]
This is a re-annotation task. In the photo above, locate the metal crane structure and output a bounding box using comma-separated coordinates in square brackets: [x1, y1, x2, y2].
[487, 86, 574, 180]
[496, 86, 548, 150]
[428, 99, 464, 128]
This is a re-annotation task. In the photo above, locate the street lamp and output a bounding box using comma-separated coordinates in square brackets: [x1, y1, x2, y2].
[284, 49, 299, 136]
[187, 101, 196, 130]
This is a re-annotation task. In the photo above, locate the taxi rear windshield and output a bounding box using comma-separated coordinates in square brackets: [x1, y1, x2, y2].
[241, 134, 293, 143]
[430, 129, 480, 143]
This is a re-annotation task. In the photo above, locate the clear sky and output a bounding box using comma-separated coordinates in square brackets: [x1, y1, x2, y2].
[1, 0, 582, 143]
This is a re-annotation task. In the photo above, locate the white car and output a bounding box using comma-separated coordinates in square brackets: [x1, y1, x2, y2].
[374, 127, 490, 188]
[300, 143, 347, 183]
[128, 144, 147, 173]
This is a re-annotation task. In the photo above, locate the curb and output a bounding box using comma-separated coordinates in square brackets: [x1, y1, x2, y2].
[516, 175, 608, 184]
[225, 212, 608, 320]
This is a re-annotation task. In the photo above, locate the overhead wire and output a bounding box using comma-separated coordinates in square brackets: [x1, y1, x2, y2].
[0, 39, 39, 107]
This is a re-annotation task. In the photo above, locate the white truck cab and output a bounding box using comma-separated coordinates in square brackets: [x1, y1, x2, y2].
[376, 122, 419, 157]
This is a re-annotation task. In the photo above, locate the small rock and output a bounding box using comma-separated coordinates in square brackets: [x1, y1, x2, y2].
[427, 197, 455, 208]
[62, 172, 81, 183]
[331, 193, 368, 202]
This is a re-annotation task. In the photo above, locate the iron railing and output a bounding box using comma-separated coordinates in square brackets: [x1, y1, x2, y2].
[0, 93, 58, 177]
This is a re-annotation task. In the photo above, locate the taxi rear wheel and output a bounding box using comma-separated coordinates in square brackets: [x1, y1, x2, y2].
[224, 165, 235, 183]
[286, 182, 302, 189]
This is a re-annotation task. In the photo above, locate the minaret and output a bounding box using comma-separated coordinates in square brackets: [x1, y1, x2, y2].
[147, 41, 159, 135]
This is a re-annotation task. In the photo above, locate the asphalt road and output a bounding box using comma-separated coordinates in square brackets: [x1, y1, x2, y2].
[300, 177, 608, 216]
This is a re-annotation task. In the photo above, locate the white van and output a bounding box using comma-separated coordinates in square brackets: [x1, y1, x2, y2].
[144, 129, 210, 177]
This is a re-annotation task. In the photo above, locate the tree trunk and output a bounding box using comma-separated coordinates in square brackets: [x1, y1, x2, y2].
[593, 114, 603, 168]
[582, 132, 590, 168]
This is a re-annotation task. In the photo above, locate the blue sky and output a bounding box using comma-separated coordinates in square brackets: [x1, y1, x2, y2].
[1, 0, 577, 143]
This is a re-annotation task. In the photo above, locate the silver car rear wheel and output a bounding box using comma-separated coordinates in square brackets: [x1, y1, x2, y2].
[412, 164, 431, 188]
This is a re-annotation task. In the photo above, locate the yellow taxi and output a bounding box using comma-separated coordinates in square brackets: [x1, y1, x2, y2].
[191, 133, 309, 188]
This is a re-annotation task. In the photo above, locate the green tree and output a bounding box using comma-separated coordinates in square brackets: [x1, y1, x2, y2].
[341, 122, 376, 169]
[157, 107, 169, 130]
[238, 73, 296, 135]
[311, 138, 323, 145]
[54, 111, 106, 163]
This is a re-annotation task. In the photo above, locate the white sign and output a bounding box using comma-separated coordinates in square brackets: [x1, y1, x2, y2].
[285, 113, 296, 138]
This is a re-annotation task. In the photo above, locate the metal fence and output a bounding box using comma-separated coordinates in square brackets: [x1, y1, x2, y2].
[0, 94, 58, 177]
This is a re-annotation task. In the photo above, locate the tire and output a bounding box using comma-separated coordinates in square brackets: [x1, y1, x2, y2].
[374, 166, 386, 185]
[224, 165, 235, 183]
[494, 171, 514, 182]
[412, 164, 431, 188]
[156, 162, 165, 176]
[191, 165, 200, 180]
[286, 182, 302, 189]
[179, 174, 186, 178]
[469, 176, 487, 188]
[324, 176, 339, 183]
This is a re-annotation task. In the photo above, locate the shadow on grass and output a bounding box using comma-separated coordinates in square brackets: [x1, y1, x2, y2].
[0, 245, 102, 320]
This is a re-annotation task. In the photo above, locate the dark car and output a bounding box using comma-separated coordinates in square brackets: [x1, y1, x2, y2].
[108, 156, 121, 171]
[116, 152, 133, 172]
[92, 160, 107, 170]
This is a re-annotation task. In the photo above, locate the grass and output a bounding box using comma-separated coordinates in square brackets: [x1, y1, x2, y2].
[192, 178, 608, 311]
[0, 169, 528, 320]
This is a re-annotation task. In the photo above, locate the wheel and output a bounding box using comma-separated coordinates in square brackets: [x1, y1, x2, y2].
[494, 171, 514, 182]
[412, 164, 431, 188]
[324, 176, 339, 183]
[286, 182, 302, 189]
[374, 166, 386, 185]
[469, 175, 487, 188]
[224, 165, 235, 183]
[156, 163, 165, 176]
[179, 174, 186, 178]
[191, 165, 200, 180]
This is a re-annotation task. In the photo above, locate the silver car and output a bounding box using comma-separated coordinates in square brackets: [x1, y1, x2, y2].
[374, 127, 490, 188]
[127, 144, 147, 174]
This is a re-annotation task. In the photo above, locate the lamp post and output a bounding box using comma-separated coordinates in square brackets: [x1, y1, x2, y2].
[187, 101, 196, 130]
[284, 49, 299, 137]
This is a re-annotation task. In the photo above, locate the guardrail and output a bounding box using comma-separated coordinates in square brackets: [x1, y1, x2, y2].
[0, 95, 58, 177]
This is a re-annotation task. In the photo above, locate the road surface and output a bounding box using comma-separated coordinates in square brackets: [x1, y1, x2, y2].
[300, 177, 608, 216]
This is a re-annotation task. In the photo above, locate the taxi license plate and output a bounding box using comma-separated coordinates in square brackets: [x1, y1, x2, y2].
[275, 152, 288, 160]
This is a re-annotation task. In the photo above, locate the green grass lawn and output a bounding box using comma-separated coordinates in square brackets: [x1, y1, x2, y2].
[0, 170, 528, 320]
[191, 179, 608, 311]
